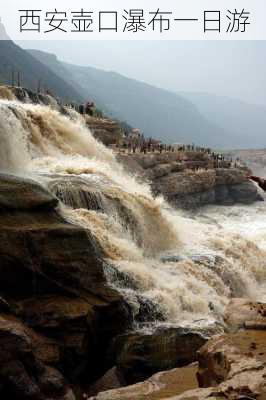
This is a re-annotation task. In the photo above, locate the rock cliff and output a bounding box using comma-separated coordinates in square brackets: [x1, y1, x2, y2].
[0, 86, 265, 400]
[0, 174, 132, 399]
[118, 153, 263, 208]
[84, 116, 123, 146]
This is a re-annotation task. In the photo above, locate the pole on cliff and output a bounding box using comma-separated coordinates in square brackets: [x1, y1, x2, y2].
[37, 79, 41, 94]
[17, 71, 21, 87]
[11, 69, 15, 87]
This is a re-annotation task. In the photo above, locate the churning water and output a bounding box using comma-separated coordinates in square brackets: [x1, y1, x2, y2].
[0, 96, 265, 325]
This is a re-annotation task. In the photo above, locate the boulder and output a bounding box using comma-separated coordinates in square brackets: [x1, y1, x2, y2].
[110, 327, 208, 384]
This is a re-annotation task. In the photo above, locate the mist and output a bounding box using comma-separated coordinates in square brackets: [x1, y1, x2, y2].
[18, 40, 266, 106]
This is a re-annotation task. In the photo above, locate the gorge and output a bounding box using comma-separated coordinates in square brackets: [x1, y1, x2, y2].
[0, 86, 265, 399]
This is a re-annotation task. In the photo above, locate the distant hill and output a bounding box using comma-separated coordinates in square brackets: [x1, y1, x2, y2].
[182, 92, 266, 149]
[0, 23, 84, 102]
[29, 49, 227, 147]
[2, 32, 264, 149]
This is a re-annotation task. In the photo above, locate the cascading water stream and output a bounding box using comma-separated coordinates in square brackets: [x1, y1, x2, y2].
[0, 96, 265, 325]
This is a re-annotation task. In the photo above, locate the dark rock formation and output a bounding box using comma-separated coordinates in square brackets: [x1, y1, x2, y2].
[0, 314, 73, 400]
[0, 173, 132, 399]
[109, 327, 208, 384]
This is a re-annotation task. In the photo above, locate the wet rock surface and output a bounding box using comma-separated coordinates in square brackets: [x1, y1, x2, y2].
[0, 173, 132, 399]
[88, 299, 266, 400]
[0, 173, 58, 210]
[109, 327, 208, 384]
[89, 364, 198, 400]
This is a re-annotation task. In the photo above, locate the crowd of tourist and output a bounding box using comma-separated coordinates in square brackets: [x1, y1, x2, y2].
[117, 128, 236, 169]
[71, 102, 238, 170]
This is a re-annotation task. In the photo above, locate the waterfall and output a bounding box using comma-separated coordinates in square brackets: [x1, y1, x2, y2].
[0, 86, 16, 101]
[0, 98, 265, 325]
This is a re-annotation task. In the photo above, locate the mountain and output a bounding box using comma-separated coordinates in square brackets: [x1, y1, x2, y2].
[29, 49, 227, 147]
[3, 35, 264, 149]
[181, 92, 266, 149]
[0, 23, 84, 102]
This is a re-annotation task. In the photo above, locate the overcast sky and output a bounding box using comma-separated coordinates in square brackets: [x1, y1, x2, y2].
[18, 40, 266, 106]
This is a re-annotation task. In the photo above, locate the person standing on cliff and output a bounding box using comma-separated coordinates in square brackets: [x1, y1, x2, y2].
[79, 104, 84, 114]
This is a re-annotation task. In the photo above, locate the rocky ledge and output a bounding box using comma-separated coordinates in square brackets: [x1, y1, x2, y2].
[0, 173, 132, 399]
[118, 153, 263, 209]
[84, 116, 123, 147]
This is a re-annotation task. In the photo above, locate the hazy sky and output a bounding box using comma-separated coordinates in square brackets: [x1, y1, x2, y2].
[18, 40, 266, 106]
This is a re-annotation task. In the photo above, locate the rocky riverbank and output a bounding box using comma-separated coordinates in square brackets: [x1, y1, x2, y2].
[118, 153, 263, 208]
[88, 299, 266, 400]
[1, 172, 264, 400]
